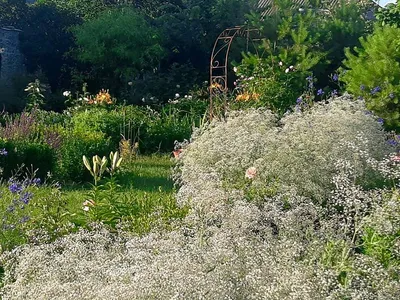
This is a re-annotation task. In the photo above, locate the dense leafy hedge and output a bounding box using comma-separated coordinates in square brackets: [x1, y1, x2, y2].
[0, 139, 56, 180]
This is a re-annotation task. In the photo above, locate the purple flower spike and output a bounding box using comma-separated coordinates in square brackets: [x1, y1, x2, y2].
[9, 183, 23, 194]
[20, 192, 33, 204]
[371, 86, 381, 95]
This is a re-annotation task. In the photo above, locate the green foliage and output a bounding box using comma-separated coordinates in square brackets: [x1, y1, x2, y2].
[0, 0, 27, 27]
[361, 228, 398, 269]
[341, 25, 400, 130]
[235, 0, 368, 113]
[24, 79, 49, 111]
[235, 9, 326, 113]
[37, 0, 109, 21]
[141, 106, 196, 153]
[55, 130, 113, 182]
[70, 107, 129, 147]
[72, 8, 165, 86]
[0, 139, 56, 180]
[0, 178, 74, 251]
[376, 3, 400, 27]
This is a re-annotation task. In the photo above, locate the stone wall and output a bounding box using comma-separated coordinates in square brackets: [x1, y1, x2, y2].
[0, 26, 25, 83]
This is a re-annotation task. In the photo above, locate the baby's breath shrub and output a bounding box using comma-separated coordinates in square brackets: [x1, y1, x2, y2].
[177, 94, 392, 206]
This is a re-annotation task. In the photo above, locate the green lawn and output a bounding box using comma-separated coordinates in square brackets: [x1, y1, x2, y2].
[0, 155, 187, 252]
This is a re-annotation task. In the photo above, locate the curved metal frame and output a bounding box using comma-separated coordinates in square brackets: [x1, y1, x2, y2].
[209, 25, 260, 119]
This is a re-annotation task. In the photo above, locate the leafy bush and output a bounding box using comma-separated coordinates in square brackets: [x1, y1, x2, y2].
[0, 110, 63, 180]
[376, 2, 400, 27]
[0, 174, 74, 252]
[72, 7, 165, 89]
[0, 139, 56, 180]
[141, 106, 196, 153]
[233, 0, 368, 113]
[341, 25, 400, 130]
[55, 130, 113, 182]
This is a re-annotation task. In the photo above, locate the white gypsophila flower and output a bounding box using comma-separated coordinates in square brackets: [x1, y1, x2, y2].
[175, 93, 180, 98]
[285, 68, 290, 73]
[63, 91, 71, 97]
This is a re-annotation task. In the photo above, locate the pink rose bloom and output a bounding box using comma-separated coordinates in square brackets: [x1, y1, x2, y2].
[245, 167, 257, 179]
[391, 154, 400, 162]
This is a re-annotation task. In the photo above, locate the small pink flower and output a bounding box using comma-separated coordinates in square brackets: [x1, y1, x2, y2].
[245, 167, 257, 179]
[391, 154, 400, 162]
[82, 199, 95, 211]
[173, 149, 183, 159]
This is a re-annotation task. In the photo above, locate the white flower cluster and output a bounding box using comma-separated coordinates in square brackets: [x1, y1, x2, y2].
[1, 95, 399, 299]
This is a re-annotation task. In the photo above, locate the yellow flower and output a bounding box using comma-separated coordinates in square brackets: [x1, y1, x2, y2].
[235, 93, 250, 102]
[94, 89, 113, 105]
[210, 83, 223, 90]
[235, 92, 260, 102]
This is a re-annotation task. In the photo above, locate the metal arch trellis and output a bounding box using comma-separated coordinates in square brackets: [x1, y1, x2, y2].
[209, 25, 261, 119]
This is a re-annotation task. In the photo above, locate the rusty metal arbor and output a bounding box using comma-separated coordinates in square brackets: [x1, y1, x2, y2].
[209, 25, 260, 119]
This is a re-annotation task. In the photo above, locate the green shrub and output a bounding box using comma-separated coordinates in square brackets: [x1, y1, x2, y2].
[70, 106, 149, 149]
[72, 7, 165, 90]
[55, 130, 113, 182]
[0, 139, 56, 180]
[341, 25, 400, 130]
[233, 0, 367, 113]
[141, 106, 194, 153]
[376, 2, 400, 27]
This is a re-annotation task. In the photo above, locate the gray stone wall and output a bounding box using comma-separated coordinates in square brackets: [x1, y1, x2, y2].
[0, 26, 25, 83]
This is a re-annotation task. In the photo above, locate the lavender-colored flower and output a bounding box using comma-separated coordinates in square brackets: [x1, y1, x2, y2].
[371, 86, 381, 95]
[308, 82, 314, 89]
[0, 148, 7, 156]
[306, 75, 313, 82]
[360, 84, 365, 91]
[32, 178, 41, 186]
[332, 74, 339, 81]
[20, 192, 33, 204]
[9, 183, 23, 194]
[19, 216, 30, 224]
[331, 89, 338, 96]
[387, 139, 398, 146]
[296, 97, 303, 104]
[389, 92, 395, 99]
[317, 89, 324, 96]
[377, 118, 384, 125]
